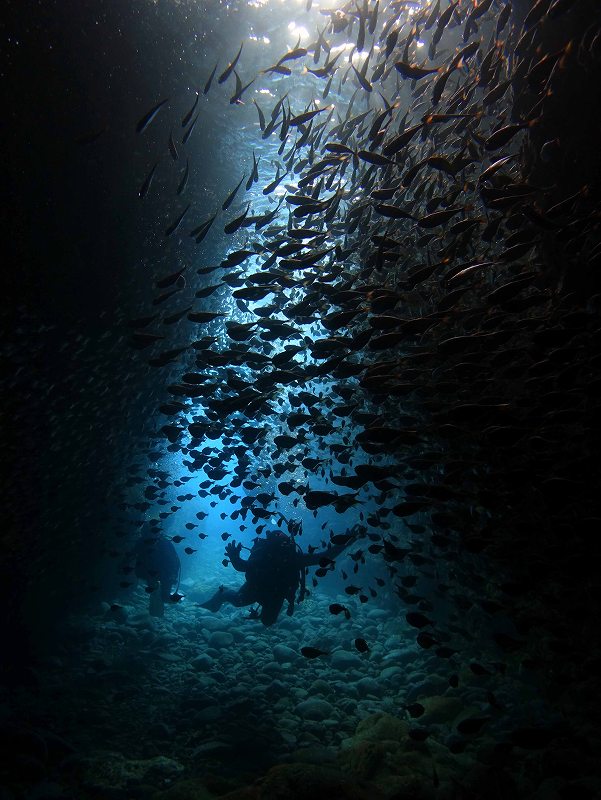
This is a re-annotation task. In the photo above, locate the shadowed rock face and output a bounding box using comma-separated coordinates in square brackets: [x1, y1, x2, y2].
[218, 762, 387, 800]
[2, 0, 601, 798]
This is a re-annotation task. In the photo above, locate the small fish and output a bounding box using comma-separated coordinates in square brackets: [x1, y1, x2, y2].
[263, 167, 287, 195]
[164, 205, 190, 237]
[369, 0, 379, 34]
[224, 203, 251, 234]
[218, 43, 244, 84]
[383, 540, 411, 562]
[184, 547, 197, 555]
[330, 532, 357, 546]
[190, 212, 217, 243]
[277, 46, 308, 64]
[289, 106, 331, 127]
[230, 71, 255, 105]
[436, 0, 459, 33]
[417, 207, 463, 228]
[478, 155, 515, 183]
[195, 283, 224, 299]
[395, 62, 440, 79]
[168, 129, 179, 161]
[485, 122, 534, 151]
[301, 646, 329, 659]
[406, 612, 434, 629]
[136, 98, 169, 134]
[253, 99, 266, 130]
[182, 114, 199, 145]
[181, 92, 199, 127]
[329, 603, 351, 619]
[139, 161, 158, 199]
[187, 311, 226, 323]
[406, 703, 425, 718]
[354, 637, 370, 653]
[356, 150, 393, 166]
[222, 174, 246, 211]
[496, 1, 512, 35]
[246, 151, 260, 190]
[262, 63, 292, 76]
[176, 159, 189, 195]
[204, 61, 219, 94]
[130, 331, 164, 349]
[425, 0, 440, 30]
[352, 64, 372, 93]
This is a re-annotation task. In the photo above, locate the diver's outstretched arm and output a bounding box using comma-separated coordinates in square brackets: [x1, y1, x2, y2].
[301, 529, 360, 567]
[301, 544, 344, 567]
[226, 540, 248, 572]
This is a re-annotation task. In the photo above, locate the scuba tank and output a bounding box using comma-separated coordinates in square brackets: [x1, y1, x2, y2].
[247, 529, 305, 611]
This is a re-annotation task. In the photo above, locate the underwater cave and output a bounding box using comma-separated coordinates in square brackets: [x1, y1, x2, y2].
[3, 0, 601, 798]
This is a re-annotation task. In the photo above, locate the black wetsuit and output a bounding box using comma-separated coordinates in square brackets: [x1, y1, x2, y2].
[201, 530, 353, 626]
[134, 536, 180, 601]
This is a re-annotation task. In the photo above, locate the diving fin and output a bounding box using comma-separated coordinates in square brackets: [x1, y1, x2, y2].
[200, 587, 225, 612]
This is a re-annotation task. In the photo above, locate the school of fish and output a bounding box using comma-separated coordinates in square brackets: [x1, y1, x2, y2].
[122, 0, 601, 753]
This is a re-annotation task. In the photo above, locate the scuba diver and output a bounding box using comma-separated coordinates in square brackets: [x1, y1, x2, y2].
[200, 525, 359, 626]
[133, 534, 181, 617]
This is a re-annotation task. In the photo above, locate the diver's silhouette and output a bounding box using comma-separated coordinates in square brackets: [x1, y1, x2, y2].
[134, 535, 181, 617]
[200, 527, 357, 626]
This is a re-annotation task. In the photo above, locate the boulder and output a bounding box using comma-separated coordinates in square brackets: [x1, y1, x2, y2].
[366, 609, 389, 621]
[356, 677, 382, 697]
[405, 675, 449, 701]
[272, 644, 299, 664]
[331, 650, 363, 670]
[419, 695, 465, 725]
[190, 654, 214, 671]
[351, 713, 409, 745]
[218, 763, 385, 800]
[82, 752, 184, 791]
[308, 679, 331, 696]
[379, 666, 403, 681]
[294, 699, 335, 721]
[208, 631, 234, 649]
